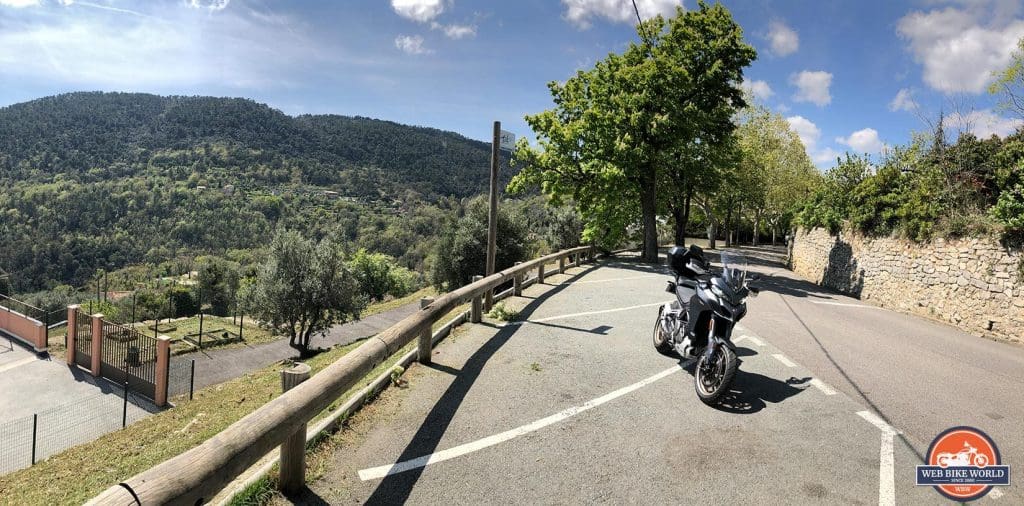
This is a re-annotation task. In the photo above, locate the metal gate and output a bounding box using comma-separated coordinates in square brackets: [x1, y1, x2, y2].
[99, 321, 157, 400]
[74, 310, 92, 370]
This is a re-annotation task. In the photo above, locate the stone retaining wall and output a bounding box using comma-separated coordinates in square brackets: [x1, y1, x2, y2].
[791, 227, 1024, 343]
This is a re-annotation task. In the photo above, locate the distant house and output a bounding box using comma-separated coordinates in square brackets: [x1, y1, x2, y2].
[196, 185, 207, 191]
[324, 190, 340, 199]
[223, 184, 235, 196]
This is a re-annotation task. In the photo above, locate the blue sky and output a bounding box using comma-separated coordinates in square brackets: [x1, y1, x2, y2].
[0, 0, 1022, 169]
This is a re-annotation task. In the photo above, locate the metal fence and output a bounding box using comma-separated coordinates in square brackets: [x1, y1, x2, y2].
[74, 309, 92, 370]
[167, 358, 196, 399]
[0, 391, 153, 476]
[99, 320, 158, 400]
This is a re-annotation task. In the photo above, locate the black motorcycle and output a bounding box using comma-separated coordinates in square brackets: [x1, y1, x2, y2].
[653, 245, 758, 405]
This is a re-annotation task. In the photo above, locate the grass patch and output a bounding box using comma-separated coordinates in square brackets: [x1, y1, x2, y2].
[160, 315, 275, 355]
[363, 287, 436, 317]
[487, 302, 519, 322]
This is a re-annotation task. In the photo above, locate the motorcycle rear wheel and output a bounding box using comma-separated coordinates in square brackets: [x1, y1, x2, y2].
[694, 345, 737, 405]
[653, 310, 673, 354]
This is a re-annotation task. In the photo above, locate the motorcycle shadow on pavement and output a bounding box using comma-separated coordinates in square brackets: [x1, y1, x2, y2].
[679, 358, 810, 414]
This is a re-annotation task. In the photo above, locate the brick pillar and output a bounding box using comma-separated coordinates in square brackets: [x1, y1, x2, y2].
[154, 335, 171, 407]
[66, 305, 79, 366]
[91, 314, 104, 377]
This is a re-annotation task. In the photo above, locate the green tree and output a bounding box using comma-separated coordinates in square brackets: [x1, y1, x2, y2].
[246, 230, 364, 357]
[431, 197, 528, 291]
[349, 249, 417, 302]
[197, 257, 240, 316]
[511, 2, 755, 262]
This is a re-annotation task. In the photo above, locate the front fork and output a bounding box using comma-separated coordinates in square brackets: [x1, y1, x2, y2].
[701, 317, 737, 363]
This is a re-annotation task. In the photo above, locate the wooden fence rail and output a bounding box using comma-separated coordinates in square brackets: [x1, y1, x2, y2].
[89, 245, 594, 505]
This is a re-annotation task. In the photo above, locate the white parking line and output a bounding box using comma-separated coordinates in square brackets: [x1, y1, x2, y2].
[772, 354, 796, 367]
[735, 335, 764, 347]
[505, 301, 668, 326]
[857, 411, 896, 506]
[561, 275, 661, 285]
[0, 356, 38, 374]
[809, 378, 836, 395]
[358, 360, 695, 481]
[810, 300, 881, 309]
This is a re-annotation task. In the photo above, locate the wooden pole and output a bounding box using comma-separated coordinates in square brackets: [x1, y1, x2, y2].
[513, 262, 523, 296]
[471, 275, 483, 323]
[485, 121, 500, 311]
[418, 297, 435, 364]
[279, 363, 311, 494]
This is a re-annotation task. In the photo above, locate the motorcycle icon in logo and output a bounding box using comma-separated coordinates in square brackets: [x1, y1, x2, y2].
[916, 426, 1009, 501]
[936, 442, 989, 469]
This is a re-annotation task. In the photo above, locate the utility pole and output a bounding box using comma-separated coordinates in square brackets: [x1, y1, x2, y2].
[485, 121, 500, 310]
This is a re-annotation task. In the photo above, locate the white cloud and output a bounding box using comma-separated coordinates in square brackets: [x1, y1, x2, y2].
[787, 115, 841, 167]
[836, 128, 884, 154]
[741, 79, 774, 101]
[431, 21, 476, 39]
[395, 34, 431, 55]
[944, 109, 1024, 138]
[561, 0, 682, 29]
[790, 70, 832, 106]
[888, 88, 917, 112]
[0, 3, 326, 89]
[188, 0, 229, 12]
[897, 5, 1024, 93]
[391, 0, 446, 23]
[767, 20, 799, 56]
[0, 0, 40, 7]
[787, 115, 821, 151]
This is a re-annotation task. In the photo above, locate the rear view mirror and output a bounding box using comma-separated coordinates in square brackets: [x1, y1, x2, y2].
[748, 286, 759, 298]
[748, 274, 761, 281]
[665, 281, 676, 293]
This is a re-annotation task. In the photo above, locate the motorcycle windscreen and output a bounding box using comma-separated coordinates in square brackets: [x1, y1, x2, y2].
[719, 252, 749, 293]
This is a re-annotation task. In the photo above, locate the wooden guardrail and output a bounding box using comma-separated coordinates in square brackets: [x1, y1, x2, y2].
[89, 245, 595, 505]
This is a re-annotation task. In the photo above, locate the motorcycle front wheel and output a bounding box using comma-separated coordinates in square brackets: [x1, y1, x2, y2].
[694, 345, 737, 405]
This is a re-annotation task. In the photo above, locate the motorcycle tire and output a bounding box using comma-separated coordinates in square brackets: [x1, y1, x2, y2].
[694, 345, 738, 405]
[653, 310, 673, 354]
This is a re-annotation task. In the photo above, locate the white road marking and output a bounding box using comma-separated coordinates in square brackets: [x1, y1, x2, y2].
[857, 411, 896, 506]
[505, 301, 668, 326]
[772, 354, 796, 367]
[358, 361, 694, 481]
[561, 275, 661, 285]
[810, 300, 880, 309]
[735, 334, 764, 347]
[809, 378, 836, 395]
[0, 356, 38, 374]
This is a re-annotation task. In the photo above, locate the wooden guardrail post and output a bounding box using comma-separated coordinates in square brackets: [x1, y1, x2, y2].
[66, 305, 79, 366]
[471, 275, 483, 323]
[418, 297, 435, 364]
[90, 314, 103, 377]
[538, 263, 545, 285]
[513, 262, 523, 296]
[280, 363, 312, 493]
[574, 252, 581, 267]
[154, 336, 171, 407]
[558, 256, 565, 274]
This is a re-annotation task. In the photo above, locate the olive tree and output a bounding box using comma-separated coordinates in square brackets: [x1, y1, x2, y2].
[246, 230, 364, 357]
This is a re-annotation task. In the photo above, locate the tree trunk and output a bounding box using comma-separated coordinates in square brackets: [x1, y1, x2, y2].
[771, 226, 777, 246]
[640, 170, 659, 263]
[753, 209, 761, 246]
[681, 189, 692, 244]
[724, 206, 733, 248]
[672, 207, 685, 246]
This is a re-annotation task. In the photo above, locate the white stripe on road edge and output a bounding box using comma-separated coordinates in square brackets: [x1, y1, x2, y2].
[810, 301, 879, 309]
[505, 301, 668, 326]
[772, 354, 796, 368]
[0, 356, 38, 374]
[857, 411, 896, 506]
[809, 378, 836, 396]
[358, 360, 694, 481]
[734, 335, 764, 347]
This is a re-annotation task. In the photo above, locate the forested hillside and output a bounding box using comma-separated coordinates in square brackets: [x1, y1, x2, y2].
[0, 92, 523, 293]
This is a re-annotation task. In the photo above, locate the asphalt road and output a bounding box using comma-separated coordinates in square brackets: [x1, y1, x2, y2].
[286, 251, 1021, 505]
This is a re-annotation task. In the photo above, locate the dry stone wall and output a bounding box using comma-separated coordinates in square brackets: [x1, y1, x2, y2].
[791, 227, 1023, 343]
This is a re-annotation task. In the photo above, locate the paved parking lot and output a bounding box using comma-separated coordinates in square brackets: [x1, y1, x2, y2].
[279, 254, 1019, 504]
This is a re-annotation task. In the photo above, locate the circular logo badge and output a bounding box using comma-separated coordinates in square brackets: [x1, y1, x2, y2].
[924, 427, 1002, 501]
